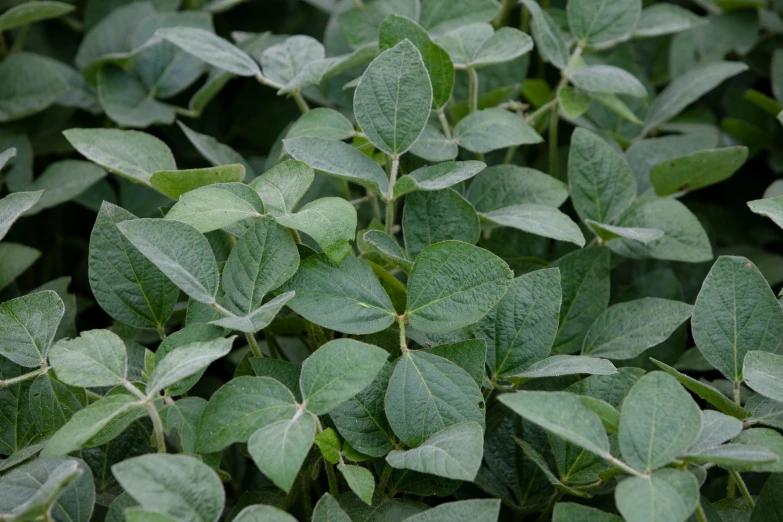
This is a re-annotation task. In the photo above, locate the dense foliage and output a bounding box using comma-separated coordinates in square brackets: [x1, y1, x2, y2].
[3, 0, 783, 520]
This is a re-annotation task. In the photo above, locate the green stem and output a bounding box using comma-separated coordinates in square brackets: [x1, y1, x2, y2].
[727, 473, 737, 499]
[733, 380, 741, 405]
[377, 463, 393, 495]
[157, 326, 166, 341]
[493, 0, 515, 28]
[468, 67, 480, 113]
[143, 401, 166, 453]
[695, 504, 708, 522]
[9, 24, 28, 53]
[548, 99, 559, 178]
[264, 328, 283, 359]
[436, 108, 452, 139]
[292, 89, 310, 113]
[246, 333, 263, 358]
[325, 462, 340, 497]
[339, 179, 352, 201]
[503, 146, 517, 165]
[730, 471, 755, 509]
[606, 456, 647, 478]
[385, 156, 399, 235]
[398, 315, 407, 353]
[527, 99, 556, 126]
[300, 474, 313, 520]
[0, 367, 45, 388]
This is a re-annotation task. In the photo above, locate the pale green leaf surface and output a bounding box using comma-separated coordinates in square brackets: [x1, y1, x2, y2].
[570, 65, 647, 97]
[0, 290, 64, 368]
[156, 27, 260, 77]
[748, 194, 783, 230]
[261, 35, 324, 86]
[453, 108, 542, 153]
[687, 410, 743, 454]
[178, 122, 254, 178]
[166, 183, 263, 234]
[97, 66, 176, 128]
[150, 165, 246, 200]
[0, 1, 74, 32]
[508, 355, 616, 381]
[650, 146, 747, 196]
[402, 189, 481, 259]
[147, 336, 234, 397]
[275, 197, 357, 264]
[0, 53, 69, 123]
[209, 292, 294, 333]
[634, 4, 706, 38]
[338, 464, 375, 506]
[615, 469, 699, 522]
[250, 160, 314, 216]
[482, 204, 586, 247]
[743, 351, 783, 403]
[49, 329, 127, 388]
[248, 412, 316, 493]
[394, 161, 485, 198]
[0, 191, 42, 241]
[567, 0, 642, 47]
[402, 499, 500, 522]
[23, 161, 106, 216]
[466, 165, 568, 211]
[519, 0, 568, 69]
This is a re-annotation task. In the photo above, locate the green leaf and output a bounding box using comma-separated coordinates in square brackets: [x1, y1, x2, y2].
[585, 220, 663, 245]
[0, 290, 64, 368]
[124, 509, 180, 522]
[615, 469, 699, 522]
[559, 86, 591, 118]
[276, 197, 357, 264]
[261, 35, 324, 87]
[650, 359, 749, 420]
[147, 336, 234, 397]
[209, 293, 295, 334]
[41, 394, 144, 457]
[692, 256, 783, 382]
[63, 128, 176, 186]
[499, 391, 612, 461]
[353, 39, 432, 157]
[393, 161, 485, 198]
[196, 376, 297, 453]
[419, 0, 498, 33]
[0, 458, 82, 521]
[0, 191, 43, 241]
[248, 411, 316, 493]
[553, 503, 622, 522]
[0, 1, 74, 32]
[299, 339, 388, 415]
[568, 128, 636, 224]
[687, 410, 743, 454]
[161, 397, 206, 454]
[154, 324, 225, 396]
[582, 298, 693, 360]
[0, 243, 40, 292]
[338, 463, 375, 506]
[520, 0, 569, 69]
[474, 268, 561, 379]
[379, 15, 454, 109]
[407, 241, 512, 333]
[508, 355, 617, 381]
[606, 198, 713, 263]
[250, 160, 314, 216]
[166, 183, 263, 234]
[437, 24, 533, 68]
[234, 505, 298, 522]
[752, 474, 783, 522]
[337, 0, 419, 50]
[117, 218, 219, 304]
[409, 124, 458, 162]
[634, 4, 706, 38]
[177, 122, 255, 178]
[22, 160, 106, 216]
[386, 421, 483, 482]
[150, 165, 246, 200]
[570, 65, 647, 97]
[49, 329, 127, 388]
[402, 190, 481, 259]
[385, 350, 485, 446]
[466, 165, 569, 211]
[567, 0, 642, 47]
[651, 146, 747, 196]
[156, 27, 260, 77]
[0, 53, 69, 123]
[619, 372, 701, 472]
[404, 500, 500, 522]
[550, 247, 610, 355]
[730, 428, 783, 473]
[313, 493, 352, 522]
[743, 351, 783, 403]
[513, 435, 594, 496]
[97, 65, 176, 128]
[286, 109, 355, 142]
[112, 454, 225, 522]
[482, 204, 586, 247]
[284, 137, 389, 197]
[315, 427, 341, 464]
[29, 373, 87, 441]
[682, 444, 778, 467]
[453, 108, 543, 153]
[643, 61, 748, 134]
[423, 339, 486, 387]
[279, 254, 396, 334]
[748, 194, 783, 230]
[362, 230, 411, 272]
[88, 202, 179, 330]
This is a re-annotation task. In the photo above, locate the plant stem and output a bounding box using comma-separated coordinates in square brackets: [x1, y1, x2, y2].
[606, 456, 647, 478]
[300, 474, 313, 520]
[157, 326, 167, 340]
[436, 107, 452, 139]
[325, 462, 339, 496]
[10, 24, 28, 53]
[730, 471, 755, 509]
[143, 401, 167, 453]
[398, 315, 407, 353]
[468, 67, 480, 113]
[526, 99, 556, 126]
[385, 156, 399, 235]
[727, 473, 737, 499]
[695, 503, 708, 522]
[377, 463, 393, 495]
[0, 367, 45, 388]
[733, 380, 741, 405]
[503, 146, 517, 164]
[245, 333, 263, 358]
[548, 99, 559, 178]
[292, 89, 310, 113]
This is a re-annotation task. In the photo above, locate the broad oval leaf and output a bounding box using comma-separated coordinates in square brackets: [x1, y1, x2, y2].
[567, 0, 642, 47]
[49, 329, 127, 388]
[147, 336, 235, 397]
[0, 190, 43, 241]
[569, 65, 647, 98]
[156, 27, 260, 77]
[150, 165, 246, 200]
[466, 165, 568, 212]
[482, 204, 586, 247]
[248, 411, 316, 493]
[0, 53, 69, 123]
[650, 146, 747, 196]
[393, 160, 485, 198]
[165, 183, 264, 234]
[743, 351, 783, 403]
[275, 197, 357, 264]
[508, 355, 617, 382]
[687, 410, 743, 454]
[402, 189, 481, 259]
[453, 108, 542, 153]
[615, 469, 698, 522]
[0, 290, 64, 368]
[250, 159, 314, 216]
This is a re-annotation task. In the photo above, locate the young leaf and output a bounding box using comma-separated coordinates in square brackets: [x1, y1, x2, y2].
[453, 108, 543, 153]
[752, 473, 783, 521]
[112, 454, 225, 522]
[0, 290, 64, 368]
[687, 410, 743, 454]
[482, 204, 586, 247]
[559, 86, 591, 119]
[619, 372, 701, 472]
[177, 122, 254, 178]
[634, 4, 706, 38]
[154, 324, 225, 396]
[0, 1, 74, 32]
[97, 65, 176, 128]
[315, 428, 341, 465]
[0, 191, 43, 241]
[743, 351, 783, 403]
[402, 189, 481, 258]
[247, 411, 316, 493]
[570, 65, 647, 97]
[117, 218, 219, 305]
[748, 195, 783, 230]
[362, 230, 412, 271]
[338, 464, 375, 506]
[156, 27, 260, 77]
[299, 339, 389, 415]
[568, 128, 636, 224]
[567, 0, 642, 47]
[651, 147, 747, 196]
[146, 336, 234, 397]
[286, 109, 355, 142]
[63, 128, 176, 186]
[466, 165, 569, 211]
[582, 298, 693, 360]
[196, 376, 297, 453]
[49, 329, 127, 388]
[615, 469, 699, 522]
[250, 160, 314, 216]
[682, 444, 778, 467]
[261, 35, 324, 87]
[0, 53, 69, 123]
[409, 124, 458, 162]
[386, 422, 484, 481]
[437, 24, 533, 68]
[393, 161, 485, 198]
[385, 351, 485, 446]
[166, 183, 264, 233]
[150, 165, 246, 200]
[407, 241, 513, 333]
[508, 355, 616, 381]
[275, 197, 357, 264]
[692, 256, 783, 382]
[209, 292, 295, 333]
[519, 0, 569, 69]
[353, 39, 433, 157]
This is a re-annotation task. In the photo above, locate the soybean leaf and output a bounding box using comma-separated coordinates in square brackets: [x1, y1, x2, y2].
[0, 1, 74, 32]
[619, 372, 701, 472]
[403, 500, 500, 522]
[146, 336, 234, 397]
[248, 412, 316, 493]
[313, 494, 351, 522]
[402, 189, 481, 259]
[362, 230, 411, 272]
[559, 86, 591, 119]
[743, 351, 783, 403]
[582, 298, 693, 360]
[276, 197, 357, 264]
[386, 422, 483, 481]
[419, 0, 499, 34]
[567, 0, 642, 47]
[150, 165, 246, 200]
[385, 351, 485, 446]
[315, 428, 340, 465]
[687, 410, 743, 454]
[0, 53, 69, 123]
[423, 339, 486, 387]
[615, 469, 699, 522]
[520, 0, 569, 69]
[300, 339, 388, 415]
[692, 256, 783, 382]
[682, 444, 779, 467]
[586, 220, 663, 245]
[553, 503, 622, 522]
[409, 124, 458, 162]
[437, 24, 533, 68]
[730, 428, 783, 473]
[234, 505, 298, 522]
[0, 243, 40, 291]
[393, 161, 485, 198]
[279, 254, 396, 334]
[166, 183, 264, 234]
[482, 204, 586, 247]
[0, 290, 64, 368]
[209, 292, 295, 334]
[651, 147, 747, 196]
[117, 218, 219, 305]
[112, 454, 225, 522]
[0, 191, 43, 241]
[749, 195, 783, 230]
[286, 109, 355, 142]
[0, 458, 82, 521]
[154, 324, 225, 397]
[752, 474, 783, 521]
[570, 66, 647, 97]
[568, 128, 636, 225]
[156, 27, 260, 77]
[97, 65, 176, 128]
[634, 4, 706, 38]
[23, 161, 106, 216]
[196, 376, 297, 453]
[407, 241, 512, 333]
[466, 165, 569, 211]
[250, 160, 314, 216]
[453, 108, 542, 153]
[338, 464, 375, 506]
[161, 397, 206, 454]
[284, 137, 389, 197]
[178, 122, 255, 177]
[353, 39, 432, 157]
[63, 128, 176, 186]
[28, 373, 87, 441]
[261, 35, 324, 87]
[474, 268, 561, 379]
[508, 355, 617, 381]
[337, 0, 419, 48]
[49, 329, 127, 388]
